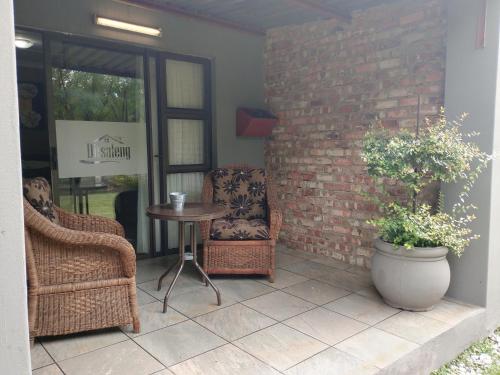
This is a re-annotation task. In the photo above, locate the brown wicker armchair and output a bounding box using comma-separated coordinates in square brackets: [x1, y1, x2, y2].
[200, 164, 282, 282]
[23, 179, 140, 339]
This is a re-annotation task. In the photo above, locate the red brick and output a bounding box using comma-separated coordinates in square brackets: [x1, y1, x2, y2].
[265, 0, 445, 269]
[400, 11, 425, 26]
[355, 63, 378, 74]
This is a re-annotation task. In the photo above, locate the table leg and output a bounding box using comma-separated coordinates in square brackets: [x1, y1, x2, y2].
[162, 221, 186, 313]
[190, 222, 221, 306]
[157, 258, 181, 291]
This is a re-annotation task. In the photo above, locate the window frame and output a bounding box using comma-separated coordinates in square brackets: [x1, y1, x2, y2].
[157, 52, 212, 175]
[157, 52, 213, 253]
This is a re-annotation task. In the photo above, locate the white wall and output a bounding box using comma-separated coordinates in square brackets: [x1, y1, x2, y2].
[14, 0, 266, 167]
[444, 0, 500, 328]
[0, 0, 32, 373]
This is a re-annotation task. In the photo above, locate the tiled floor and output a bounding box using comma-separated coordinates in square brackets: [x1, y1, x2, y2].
[31, 244, 482, 375]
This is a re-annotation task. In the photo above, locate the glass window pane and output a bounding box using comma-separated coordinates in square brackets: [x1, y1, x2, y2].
[168, 119, 204, 165]
[166, 172, 204, 249]
[166, 59, 203, 109]
[50, 41, 150, 255]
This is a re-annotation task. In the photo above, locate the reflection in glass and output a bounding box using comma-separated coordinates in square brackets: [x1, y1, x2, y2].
[51, 41, 149, 254]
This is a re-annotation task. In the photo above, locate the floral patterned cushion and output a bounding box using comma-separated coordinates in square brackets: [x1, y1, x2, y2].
[212, 167, 267, 220]
[210, 218, 270, 240]
[23, 177, 59, 224]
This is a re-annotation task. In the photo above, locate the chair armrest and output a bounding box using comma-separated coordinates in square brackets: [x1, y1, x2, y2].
[55, 207, 125, 237]
[269, 208, 283, 240]
[200, 172, 214, 241]
[267, 175, 283, 240]
[25, 203, 135, 278]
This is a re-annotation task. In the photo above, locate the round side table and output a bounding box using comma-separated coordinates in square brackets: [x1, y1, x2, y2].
[146, 202, 227, 313]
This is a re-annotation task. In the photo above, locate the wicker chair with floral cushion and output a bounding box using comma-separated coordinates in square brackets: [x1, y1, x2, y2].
[23, 177, 140, 338]
[200, 164, 282, 282]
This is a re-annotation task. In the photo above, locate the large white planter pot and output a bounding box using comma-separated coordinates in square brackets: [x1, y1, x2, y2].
[371, 238, 450, 311]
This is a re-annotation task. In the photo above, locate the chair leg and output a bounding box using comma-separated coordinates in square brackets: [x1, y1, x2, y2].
[129, 281, 140, 333]
[132, 317, 141, 333]
[268, 270, 275, 283]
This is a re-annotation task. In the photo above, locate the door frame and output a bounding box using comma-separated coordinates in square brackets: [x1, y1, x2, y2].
[156, 52, 213, 254]
[15, 26, 215, 257]
[17, 26, 158, 257]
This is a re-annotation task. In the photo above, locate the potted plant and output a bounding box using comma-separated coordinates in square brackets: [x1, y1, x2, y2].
[361, 110, 489, 311]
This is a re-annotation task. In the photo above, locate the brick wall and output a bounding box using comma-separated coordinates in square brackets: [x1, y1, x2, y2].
[264, 0, 447, 267]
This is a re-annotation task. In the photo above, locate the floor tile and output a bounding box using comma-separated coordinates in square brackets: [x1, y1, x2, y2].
[277, 246, 318, 260]
[138, 274, 203, 300]
[152, 370, 175, 375]
[283, 279, 350, 305]
[169, 344, 280, 375]
[376, 310, 451, 344]
[417, 299, 482, 325]
[31, 342, 53, 370]
[136, 288, 159, 306]
[324, 294, 399, 325]
[283, 307, 368, 345]
[41, 329, 128, 362]
[122, 301, 188, 337]
[257, 268, 308, 289]
[242, 290, 316, 321]
[58, 340, 164, 375]
[310, 256, 351, 270]
[316, 269, 372, 291]
[285, 347, 379, 375]
[133, 320, 226, 367]
[234, 324, 328, 371]
[276, 252, 306, 267]
[215, 278, 275, 302]
[32, 364, 63, 375]
[335, 328, 418, 369]
[345, 266, 372, 277]
[136, 262, 171, 284]
[168, 287, 237, 318]
[355, 286, 383, 301]
[281, 261, 333, 279]
[194, 304, 276, 341]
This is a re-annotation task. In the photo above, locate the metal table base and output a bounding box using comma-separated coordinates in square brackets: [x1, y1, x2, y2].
[157, 221, 221, 313]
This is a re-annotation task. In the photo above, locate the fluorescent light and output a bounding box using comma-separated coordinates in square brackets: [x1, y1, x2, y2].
[95, 15, 162, 37]
[15, 37, 34, 49]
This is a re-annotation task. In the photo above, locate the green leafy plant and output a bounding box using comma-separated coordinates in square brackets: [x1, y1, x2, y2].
[361, 110, 490, 256]
[108, 175, 139, 191]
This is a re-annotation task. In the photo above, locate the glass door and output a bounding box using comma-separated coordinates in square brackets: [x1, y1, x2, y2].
[157, 53, 212, 252]
[48, 38, 152, 256]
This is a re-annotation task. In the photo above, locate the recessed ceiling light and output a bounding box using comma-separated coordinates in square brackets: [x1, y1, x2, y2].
[15, 37, 34, 49]
[94, 15, 162, 37]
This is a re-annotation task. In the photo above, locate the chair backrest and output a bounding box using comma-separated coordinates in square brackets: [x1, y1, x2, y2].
[114, 190, 138, 246]
[23, 177, 59, 224]
[211, 165, 267, 220]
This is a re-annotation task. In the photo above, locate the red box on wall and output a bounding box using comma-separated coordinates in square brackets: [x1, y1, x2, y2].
[236, 107, 278, 137]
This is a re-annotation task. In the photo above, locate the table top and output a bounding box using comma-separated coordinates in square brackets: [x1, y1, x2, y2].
[146, 202, 228, 222]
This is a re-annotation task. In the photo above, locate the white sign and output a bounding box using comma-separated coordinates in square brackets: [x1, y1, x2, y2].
[56, 120, 147, 178]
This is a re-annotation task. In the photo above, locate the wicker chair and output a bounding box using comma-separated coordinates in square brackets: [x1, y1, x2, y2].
[23, 180, 140, 339]
[200, 164, 282, 282]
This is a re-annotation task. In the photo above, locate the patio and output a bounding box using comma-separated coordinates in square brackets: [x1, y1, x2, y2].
[2, 0, 500, 374]
[30, 244, 482, 375]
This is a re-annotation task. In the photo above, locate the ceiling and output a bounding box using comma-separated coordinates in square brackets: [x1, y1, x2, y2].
[122, 0, 396, 34]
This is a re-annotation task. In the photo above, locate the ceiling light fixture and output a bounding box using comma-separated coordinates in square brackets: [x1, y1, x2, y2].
[15, 37, 34, 49]
[94, 15, 162, 37]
